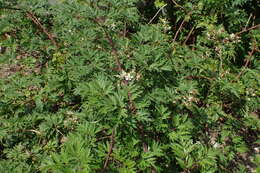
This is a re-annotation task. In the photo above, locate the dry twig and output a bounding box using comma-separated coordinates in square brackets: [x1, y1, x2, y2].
[173, 12, 192, 42]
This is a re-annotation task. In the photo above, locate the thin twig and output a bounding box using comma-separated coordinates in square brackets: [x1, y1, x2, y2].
[148, 4, 167, 24]
[173, 18, 185, 42]
[105, 33, 123, 72]
[26, 11, 59, 49]
[183, 26, 194, 45]
[103, 129, 115, 170]
[235, 24, 260, 36]
[171, 0, 184, 9]
[173, 12, 192, 42]
[244, 14, 252, 30]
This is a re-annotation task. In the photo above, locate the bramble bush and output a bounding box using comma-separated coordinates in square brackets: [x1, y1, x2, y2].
[0, 0, 259, 172]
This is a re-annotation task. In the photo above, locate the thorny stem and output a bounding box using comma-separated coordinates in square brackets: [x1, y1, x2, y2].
[173, 12, 192, 42]
[103, 129, 115, 170]
[0, 7, 58, 48]
[104, 32, 124, 72]
[95, 18, 156, 172]
[26, 12, 59, 49]
[95, 18, 151, 171]
[93, 18, 123, 72]
[93, 18, 138, 114]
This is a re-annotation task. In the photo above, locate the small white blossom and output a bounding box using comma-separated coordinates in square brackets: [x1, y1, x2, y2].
[213, 142, 220, 148]
[117, 70, 135, 81]
[125, 73, 134, 81]
[230, 33, 236, 39]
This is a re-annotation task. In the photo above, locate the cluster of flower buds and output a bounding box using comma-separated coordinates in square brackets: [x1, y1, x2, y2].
[117, 69, 141, 82]
[223, 33, 241, 43]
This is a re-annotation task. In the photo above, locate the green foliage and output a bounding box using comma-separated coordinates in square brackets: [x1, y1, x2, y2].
[0, 0, 259, 172]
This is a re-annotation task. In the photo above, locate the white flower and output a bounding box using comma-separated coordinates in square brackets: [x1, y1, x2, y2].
[230, 33, 236, 39]
[117, 70, 135, 81]
[213, 142, 220, 148]
[125, 73, 134, 81]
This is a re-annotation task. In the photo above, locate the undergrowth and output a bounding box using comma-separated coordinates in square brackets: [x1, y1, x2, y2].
[0, 0, 259, 172]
